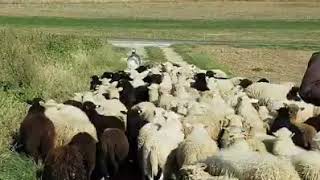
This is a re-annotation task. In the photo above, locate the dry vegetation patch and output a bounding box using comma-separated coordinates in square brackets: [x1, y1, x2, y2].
[193, 45, 312, 84]
[0, 1, 319, 20]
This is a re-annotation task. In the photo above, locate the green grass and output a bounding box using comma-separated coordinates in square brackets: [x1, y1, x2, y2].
[0, 28, 127, 179]
[172, 44, 230, 74]
[0, 16, 320, 50]
[145, 46, 167, 64]
[1, 16, 320, 30]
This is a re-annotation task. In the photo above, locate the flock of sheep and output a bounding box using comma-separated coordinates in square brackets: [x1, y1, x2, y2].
[15, 60, 320, 180]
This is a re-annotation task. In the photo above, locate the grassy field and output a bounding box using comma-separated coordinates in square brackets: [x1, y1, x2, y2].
[0, 16, 319, 50]
[172, 44, 230, 73]
[0, 1, 319, 50]
[0, 29, 128, 180]
[0, 1, 319, 20]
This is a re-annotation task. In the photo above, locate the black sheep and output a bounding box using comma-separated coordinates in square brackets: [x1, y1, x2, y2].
[95, 128, 129, 180]
[136, 65, 151, 73]
[269, 106, 307, 149]
[143, 74, 163, 84]
[18, 98, 55, 163]
[101, 71, 113, 79]
[111, 71, 132, 82]
[191, 73, 209, 91]
[42, 132, 96, 180]
[90, 75, 102, 90]
[63, 100, 83, 110]
[239, 78, 253, 89]
[117, 79, 136, 109]
[126, 106, 149, 166]
[82, 101, 125, 138]
[134, 85, 150, 104]
[287, 86, 301, 101]
[205, 70, 215, 78]
[304, 116, 320, 132]
[257, 78, 270, 83]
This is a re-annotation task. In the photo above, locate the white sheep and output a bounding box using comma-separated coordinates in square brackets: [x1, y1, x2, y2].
[211, 69, 229, 79]
[158, 93, 178, 111]
[78, 92, 127, 125]
[291, 151, 320, 180]
[245, 82, 294, 104]
[272, 127, 306, 157]
[42, 102, 98, 147]
[222, 87, 246, 108]
[131, 102, 157, 123]
[179, 163, 238, 180]
[313, 132, 320, 150]
[138, 117, 184, 180]
[148, 83, 160, 104]
[159, 72, 172, 94]
[177, 123, 219, 169]
[235, 95, 265, 134]
[205, 139, 300, 180]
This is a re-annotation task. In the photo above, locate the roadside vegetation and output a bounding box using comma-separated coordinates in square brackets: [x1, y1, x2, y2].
[145, 46, 167, 64]
[0, 28, 127, 179]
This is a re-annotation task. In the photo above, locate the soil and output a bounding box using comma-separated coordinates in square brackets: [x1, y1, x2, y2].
[195, 45, 314, 85]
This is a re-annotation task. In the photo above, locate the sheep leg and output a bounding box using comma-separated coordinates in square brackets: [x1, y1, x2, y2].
[25, 138, 40, 164]
[109, 150, 119, 176]
[138, 149, 146, 180]
[98, 156, 110, 179]
[159, 173, 164, 180]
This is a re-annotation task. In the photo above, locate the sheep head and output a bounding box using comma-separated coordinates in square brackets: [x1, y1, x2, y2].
[273, 127, 295, 139]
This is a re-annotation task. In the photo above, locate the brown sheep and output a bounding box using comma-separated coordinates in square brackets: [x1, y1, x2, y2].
[18, 98, 55, 163]
[95, 128, 129, 180]
[289, 104, 318, 149]
[269, 104, 316, 149]
[42, 132, 96, 180]
[304, 116, 320, 132]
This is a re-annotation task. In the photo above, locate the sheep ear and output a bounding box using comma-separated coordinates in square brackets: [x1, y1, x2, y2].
[272, 131, 278, 137]
[111, 81, 118, 87]
[117, 87, 123, 92]
[290, 132, 295, 138]
[39, 101, 45, 107]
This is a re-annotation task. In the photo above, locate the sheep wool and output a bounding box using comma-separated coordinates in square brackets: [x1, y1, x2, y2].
[44, 104, 98, 147]
[272, 127, 305, 157]
[139, 118, 184, 180]
[177, 124, 219, 168]
[292, 151, 320, 180]
[206, 140, 300, 180]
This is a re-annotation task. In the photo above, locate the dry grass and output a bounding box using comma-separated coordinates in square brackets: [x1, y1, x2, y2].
[192, 45, 313, 84]
[0, 1, 319, 20]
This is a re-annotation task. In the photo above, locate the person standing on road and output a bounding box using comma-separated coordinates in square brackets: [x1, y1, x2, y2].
[299, 52, 320, 106]
[127, 49, 142, 70]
